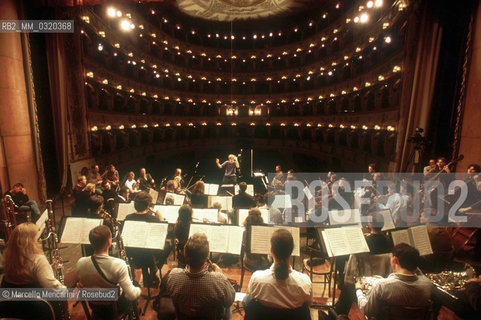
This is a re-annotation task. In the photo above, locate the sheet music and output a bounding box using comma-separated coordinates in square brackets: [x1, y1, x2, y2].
[250, 225, 300, 256]
[36, 209, 49, 237]
[410, 225, 433, 256]
[145, 223, 168, 250]
[121, 221, 146, 248]
[238, 208, 270, 226]
[208, 196, 233, 211]
[121, 221, 168, 250]
[328, 209, 361, 226]
[148, 188, 159, 204]
[324, 228, 350, 256]
[154, 205, 180, 223]
[344, 227, 370, 254]
[164, 192, 185, 205]
[271, 195, 292, 209]
[377, 209, 396, 231]
[188, 224, 243, 254]
[192, 208, 218, 223]
[234, 184, 254, 196]
[250, 226, 272, 255]
[204, 184, 219, 196]
[320, 231, 333, 257]
[391, 229, 411, 247]
[117, 202, 136, 221]
[227, 226, 244, 255]
[303, 186, 314, 201]
[60, 217, 102, 244]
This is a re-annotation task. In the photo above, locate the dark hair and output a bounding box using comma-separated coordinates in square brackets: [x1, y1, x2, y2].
[244, 208, 264, 227]
[184, 233, 209, 269]
[13, 183, 24, 188]
[271, 229, 294, 280]
[368, 163, 377, 171]
[166, 180, 175, 192]
[175, 205, 193, 241]
[165, 195, 174, 205]
[392, 243, 420, 272]
[134, 192, 152, 212]
[77, 175, 86, 183]
[88, 195, 104, 213]
[468, 164, 481, 173]
[239, 182, 247, 192]
[369, 211, 384, 230]
[119, 186, 129, 196]
[89, 225, 111, 251]
[191, 181, 205, 196]
[437, 157, 447, 163]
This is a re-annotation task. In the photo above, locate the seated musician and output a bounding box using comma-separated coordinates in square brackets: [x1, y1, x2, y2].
[124, 171, 139, 196]
[138, 168, 155, 191]
[356, 243, 432, 319]
[4, 183, 41, 222]
[165, 233, 235, 319]
[72, 175, 87, 216]
[164, 180, 176, 193]
[2, 223, 64, 289]
[115, 186, 130, 204]
[173, 168, 184, 193]
[174, 204, 193, 268]
[76, 225, 141, 318]
[247, 229, 312, 309]
[190, 180, 208, 209]
[89, 164, 103, 185]
[364, 212, 392, 254]
[102, 164, 120, 190]
[212, 202, 228, 224]
[233, 182, 256, 209]
[124, 192, 169, 287]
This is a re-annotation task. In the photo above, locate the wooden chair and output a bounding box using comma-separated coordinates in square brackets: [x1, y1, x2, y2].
[379, 301, 433, 320]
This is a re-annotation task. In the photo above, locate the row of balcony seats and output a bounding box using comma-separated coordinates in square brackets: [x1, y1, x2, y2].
[90, 125, 396, 158]
[82, 25, 401, 77]
[85, 77, 401, 115]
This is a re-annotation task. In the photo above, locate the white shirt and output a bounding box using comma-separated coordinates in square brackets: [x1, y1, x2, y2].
[248, 264, 312, 309]
[124, 179, 137, 192]
[76, 253, 141, 300]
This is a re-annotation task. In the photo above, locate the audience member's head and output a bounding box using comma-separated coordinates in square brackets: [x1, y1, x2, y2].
[89, 225, 112, 252]
[271, 229, 294, 280]
[166, 180, 175, 192]
[184, 233, 210, 269]
[467, 164, 481, 174]
[392, 243, 420, 272]
[134, 192, 152, 212]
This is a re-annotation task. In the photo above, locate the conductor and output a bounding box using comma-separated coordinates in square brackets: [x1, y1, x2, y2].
[216, 154, 239, 184]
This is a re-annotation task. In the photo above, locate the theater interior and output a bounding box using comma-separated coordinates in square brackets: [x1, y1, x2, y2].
[1, 0, 481, 319]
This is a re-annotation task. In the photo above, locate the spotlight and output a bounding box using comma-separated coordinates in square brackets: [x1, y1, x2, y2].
[97, 43, 103, 51]
[107, 7, 116, 17]
[384, 36, 392, 43]
[367, 1, 374, 8]
[360, 13, 369, 23]
[120, 19, 132, 31]
[253, 34, 257, 39]
[353, 16, 360, 23]
[375, 0, 383, 7]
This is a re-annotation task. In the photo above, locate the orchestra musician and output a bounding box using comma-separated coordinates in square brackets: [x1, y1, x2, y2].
[89, 164, 103, 185]
[1, 223, 65, 289]
[165, 233, 235, 319]
[216, 154, 239, 184]
[124, 171, 139, 196]
[173, 168, 184, 193]
[138, 168, 155, 191]
[76, 225, 141, 319]
[190, 180, 208, 209]
[102, 164, 120, 190]
[124, 192, 170, 287]
[4, 183, 41, 223]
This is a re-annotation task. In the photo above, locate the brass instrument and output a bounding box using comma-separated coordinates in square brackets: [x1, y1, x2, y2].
[41, 200, 70, 320]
